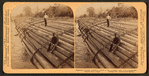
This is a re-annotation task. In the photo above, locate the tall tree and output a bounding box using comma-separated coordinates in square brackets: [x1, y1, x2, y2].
[87, 7, 95, 17]
[23, 6, 32, 17]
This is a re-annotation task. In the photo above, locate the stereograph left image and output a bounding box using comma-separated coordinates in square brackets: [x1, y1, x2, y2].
[11, 3, 74, 69]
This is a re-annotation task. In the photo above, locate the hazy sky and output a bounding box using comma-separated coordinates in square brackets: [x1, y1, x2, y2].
[11, 3, 55, 17]
[11, 3, 131, 17]
[75, 3, 119, 17]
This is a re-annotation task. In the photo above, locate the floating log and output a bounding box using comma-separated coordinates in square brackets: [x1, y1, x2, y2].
[26, 31, 74, 67]
[21, 41, 44, 69]
[14, 17, 74, 68]
[82, 35, 115, 68]
[78, 18, 138, 68]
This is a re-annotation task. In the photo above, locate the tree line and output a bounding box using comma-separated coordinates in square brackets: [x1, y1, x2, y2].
[79, 4, 138, 19]
[16, 4, 73, 18]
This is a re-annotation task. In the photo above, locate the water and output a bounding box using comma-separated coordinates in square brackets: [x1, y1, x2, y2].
[11, 22, 36, 69]
[75, 24, 97, 68]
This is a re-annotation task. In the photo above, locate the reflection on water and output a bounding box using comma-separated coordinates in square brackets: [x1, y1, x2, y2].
[11, 22, 36, 69]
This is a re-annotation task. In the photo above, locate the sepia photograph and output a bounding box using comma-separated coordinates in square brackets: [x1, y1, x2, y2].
[11, 3, 74, 69]
[3, 2, 146, 73]
[75, 3, 138, 68]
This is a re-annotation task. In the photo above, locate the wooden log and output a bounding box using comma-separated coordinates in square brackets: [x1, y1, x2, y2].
[32, 19, 73, 29]
[26, 31, 74, 67]
[87, 31, 138, 68]
[80, 26, 137, 56]
[56, 46, 73, 57]
[110, 22, 136, 29]
[45, 44, 73, 67]
[90, 33, 137, 68]
[78, 20, 138, 67]
[85, 43, 105, 68]
[86, 19, 137, 29]
[23, 39, 54, 68]
[31, 57, 44, 69]
[127, 59, 138, 68]
[91, 27, 138, 47]
[120, 63, 133, 68]
[22, 30, 73, 68]
[88, 30, 138, 64]
[91, 29, 138, 50]
[28, 29, 74, 53]
[29, 31, 48, 43]
[79, 19, 138, 40]
[128, 33, 138, 38]
[132, 31, 138, 36]
[58, 40, 74, 52]
[111, 21, 138, 27]
[131, 55, 138, 63]
[79, 31, 115, 68]
[51, 20, 74, 26]
[33, 22, 73, 32]
[95, 25, 138, 42]
[95, 58, 105, 68]
[58, 36, 74, 45]
[40, 44, 73, 68]
[27, 30, 74, 56]
[28, 27, 74, 45]
[64, 31, 74, 37]
[87, 34, 124, 67]
[29, 26, 74, 41]
[22, 41, 44, 69]
[53, 51, 74, 67]
[84, 37, 115, 68]
[30, 29, 74, 52]
[15, 18, 74, 68]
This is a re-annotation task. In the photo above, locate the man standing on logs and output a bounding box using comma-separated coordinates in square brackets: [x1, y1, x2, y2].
[109, 33, 120, 53]
[106, 14, 111, 27]
[44, 13, 49, 27]
[47, 33, 59, 53]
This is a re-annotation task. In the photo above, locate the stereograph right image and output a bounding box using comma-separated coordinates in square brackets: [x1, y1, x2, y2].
[75, 3, 138, 68]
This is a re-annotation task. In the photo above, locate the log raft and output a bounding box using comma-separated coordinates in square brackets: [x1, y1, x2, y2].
[14, 17, 74, 68]
[78, 18, 138, 68]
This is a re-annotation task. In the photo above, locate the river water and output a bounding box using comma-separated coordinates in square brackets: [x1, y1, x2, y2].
[75, 23, 97, 68]
[11, 22, 36, 69]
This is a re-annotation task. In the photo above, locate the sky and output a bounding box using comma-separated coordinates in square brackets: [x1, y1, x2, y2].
[75, 3, 119, 17]
[11, 3, 131, 17]
[11, 3, 55, 17]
